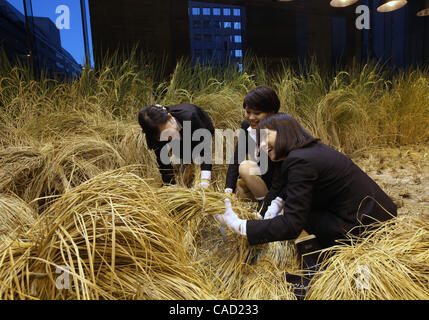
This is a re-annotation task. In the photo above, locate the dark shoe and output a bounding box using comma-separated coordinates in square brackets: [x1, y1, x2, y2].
[287, 235, 324, 299]
[286, 272, 311, 300]
[295, 234, 323, 271]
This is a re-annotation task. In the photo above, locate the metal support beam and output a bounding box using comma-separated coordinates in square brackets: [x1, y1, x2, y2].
[80, 0, 91, 67]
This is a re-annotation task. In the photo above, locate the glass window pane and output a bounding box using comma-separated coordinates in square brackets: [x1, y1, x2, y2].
[192, 7, 200, 15]
[25, 0, 94, 77]
[224, 22, 231, 29]
[234, 22, 241, 30]
[5, 0, 25, 14]
[2, 0, 28, 62]
[192, 20, 201, 28]
[235, 50, 242, 57]
[223, 8, 231, 16]
[213, 8, 221, 16]
[233, 9, 241, 16]
[234, 35, 242, 43]
[202, 8, 210, 15]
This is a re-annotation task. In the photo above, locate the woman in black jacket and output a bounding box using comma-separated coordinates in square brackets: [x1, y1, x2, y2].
[216, 114, 397, 295]
[224, 85, 281, 210]
[138, 103, 215, 188]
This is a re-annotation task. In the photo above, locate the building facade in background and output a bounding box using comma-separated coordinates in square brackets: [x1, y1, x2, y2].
[0, 0, 89, 79]
[1, 0, 428, 79]
[188, 1, 246, 71]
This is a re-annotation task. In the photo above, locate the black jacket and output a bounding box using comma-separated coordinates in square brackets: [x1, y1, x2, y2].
[246, 142, 397, 246]
[225, 120, 276, 191]
[147, 104, 215, 184]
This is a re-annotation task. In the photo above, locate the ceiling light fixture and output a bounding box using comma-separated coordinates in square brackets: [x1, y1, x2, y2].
[377, 0, 408, 13]
[330, 0, 359, 8]
[417, 0, 429, 16]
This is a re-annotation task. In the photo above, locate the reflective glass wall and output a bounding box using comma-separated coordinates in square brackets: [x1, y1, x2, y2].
[188, 1, 246, 71]
[0, 0, 93, 79]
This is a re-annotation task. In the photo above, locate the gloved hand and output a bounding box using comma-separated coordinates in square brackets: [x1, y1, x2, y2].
[200, 170, 211, 189]
[200, 179, 210, 188]
[264, 197, 285, 220]
[214, 199, 247, 236]
[224, 188, 233, 194]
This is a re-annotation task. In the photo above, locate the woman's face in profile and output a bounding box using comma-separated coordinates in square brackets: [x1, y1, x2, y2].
[245, 107, 271, 129]
[159, 113, 181, 142]
[259, 129, 278, 161]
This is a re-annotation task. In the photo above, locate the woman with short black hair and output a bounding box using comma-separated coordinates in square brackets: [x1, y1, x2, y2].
[224, 85, 281, 211]
[138, 103, 215, 188]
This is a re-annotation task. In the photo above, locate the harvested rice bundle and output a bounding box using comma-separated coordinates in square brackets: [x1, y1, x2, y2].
[0, 239, 39, 300]
[114, 125, 160, 181]
[27, 169, 216, 300]
[239, 266, 297, 300]
[306, 215, 429, 300]
[47, 136, 127, 192]
[0, 146, 47, 204]
[238, 241, 299, 300]
[254, 240, 300, 273]
[154, 186, 256, 225]
[153, 186, 301, 299]
[0, 194, 41, 300]
[0, 194, 38, 239]
[0, 134, 153, 212]
[192, 220, 259, 299]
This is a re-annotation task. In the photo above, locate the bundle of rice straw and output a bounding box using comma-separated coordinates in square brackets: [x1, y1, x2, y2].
[0, 194, 37, 240]
[153, 186, 299, 299]
[0, 194, 40, 300]
[306, 215, 429, 300]
[0, 133, 159, 212]
[0, 169, 217, 300]
[0, 146, 47, 204]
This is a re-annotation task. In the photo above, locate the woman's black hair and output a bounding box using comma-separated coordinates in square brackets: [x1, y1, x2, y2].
[138, 105, 170, 149]
[243, 85, 281, 114]
[257, 114, 319, 161]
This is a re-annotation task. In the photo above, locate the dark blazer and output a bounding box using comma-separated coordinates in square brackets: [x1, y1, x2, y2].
[246, 142, 397, 247]
[147, 104, 215, 184]
[225, 120, 276, 191]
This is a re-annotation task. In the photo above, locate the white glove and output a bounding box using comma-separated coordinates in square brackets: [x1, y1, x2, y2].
[224, 188, 233, 194]
[200, 170, 211, 189]
[264, 197, 285, 220]
[200, 180, 210, 188]
[215, 199, 247, 236]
